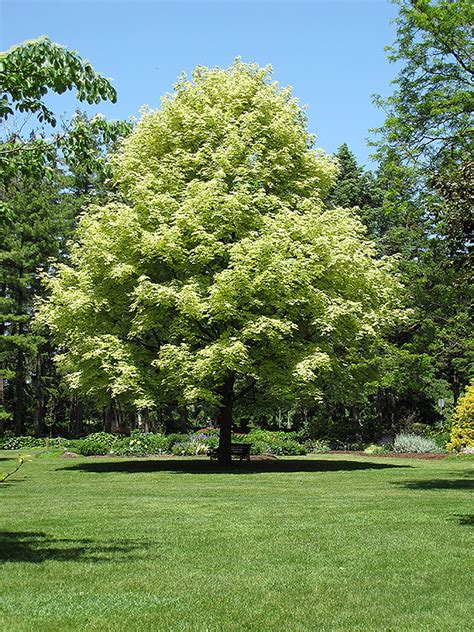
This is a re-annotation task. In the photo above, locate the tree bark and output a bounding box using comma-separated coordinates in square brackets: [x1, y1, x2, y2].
[178, 406, 188, 433]
[142, 408, 150, 433]
[13, 349, 25, 435]
[452, 370, 461, 405]
[34, 354, 44, 437]
[110, 400, 121, 433]
[217, 374, 235, 465]
[350, 405, 361, 442]
[70, 395, 84, 437]
[103, 404, 113, 433]
[14, 271, 26, 435]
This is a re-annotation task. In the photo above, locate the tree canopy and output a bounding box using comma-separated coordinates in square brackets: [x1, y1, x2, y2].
[39, 62, 404, 462]
[373, 0, 473, 255]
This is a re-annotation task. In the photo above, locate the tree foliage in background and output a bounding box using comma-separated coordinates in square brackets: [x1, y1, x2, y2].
[39, 62, 404, 462]
[0, 170, 76, 433]
[0, 37, 130, 435]
[371, 0, 473, 416]
[373, 0, 473, 256]
[0, 114, 131, 435]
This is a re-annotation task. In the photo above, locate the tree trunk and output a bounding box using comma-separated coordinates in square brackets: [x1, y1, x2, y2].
[110, 400, 121, 433]
[452, 370, 461, 406]
[142, 407, 150, 433]
[217, 374, 235, 465]
[104, 404, 113, 433]
[178, 406, 188, 433]
[350, 405, 362, 443]
[34, 354, 44, 437]
[70, 395, 84, 437]
[14, 350, 25, 435]
[116, 402, 122, 433]
[14, 273, 26, 435]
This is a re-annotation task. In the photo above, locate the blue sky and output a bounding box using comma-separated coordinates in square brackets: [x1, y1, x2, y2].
[1, 0, 399, 167]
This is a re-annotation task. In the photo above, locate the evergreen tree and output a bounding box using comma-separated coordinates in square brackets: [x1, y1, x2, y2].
[0, 173, 76, 432]
[371, 0, 473, 421]
[0, 114, 131, 434]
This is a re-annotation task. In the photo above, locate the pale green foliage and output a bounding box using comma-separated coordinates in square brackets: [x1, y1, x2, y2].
[393, 433, 437, 454]
[39, 61, 404, 411]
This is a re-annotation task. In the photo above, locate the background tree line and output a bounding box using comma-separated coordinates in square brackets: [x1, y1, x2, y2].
[1, 0, 472, 443]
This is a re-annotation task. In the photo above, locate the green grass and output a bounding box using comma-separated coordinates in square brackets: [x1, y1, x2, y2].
[1, 451, 472, 631]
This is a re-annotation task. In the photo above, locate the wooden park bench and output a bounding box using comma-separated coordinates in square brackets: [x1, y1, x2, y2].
[208, 442, 251, 462]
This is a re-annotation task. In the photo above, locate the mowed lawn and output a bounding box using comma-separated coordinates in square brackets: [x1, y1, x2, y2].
[1, 452, 472, 631]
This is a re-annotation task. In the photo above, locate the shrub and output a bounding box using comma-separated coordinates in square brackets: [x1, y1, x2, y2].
[304, 439, 331, 454]
[248, 440, 265, 455]
[109, 437, 137, 456]
[0, 429, 312, 458]
[193, 427, 219, 436]
[142, 433, 172, 454]
[266, 439, 306, 456]
[20, 436, 43, 449]
[75, 432, 116, 456]
[2, 435, 44, 450]
[447, 380, 474, 452]
[2, 436, 21, 450]
[171, 432, 219, 456]
[409, 422, 431, 437]
[63, 439, 84, 453]
[393, 433, 438, 454]
[46, 437, 67, 448]
[364, 444, 390, 455]
[172, 441, 207, 456]
[130, 431, 171, 455]
[430, 431, 451, 450]
[110, 432, 172, 456]
[236, 430, 307, 456]
[330, 440, 365, 451]
[166, 433, 190, 447]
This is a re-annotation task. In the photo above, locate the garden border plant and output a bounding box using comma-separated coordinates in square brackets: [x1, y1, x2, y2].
[1, 427, 451, 458]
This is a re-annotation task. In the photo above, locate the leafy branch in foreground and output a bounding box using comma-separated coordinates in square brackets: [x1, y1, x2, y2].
[0, 454, 31, 482]
[0, 37, 120, 183]
[0, 36, 117, 127]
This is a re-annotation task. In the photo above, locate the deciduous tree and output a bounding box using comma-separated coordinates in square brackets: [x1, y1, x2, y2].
[40, 62, 404, 462]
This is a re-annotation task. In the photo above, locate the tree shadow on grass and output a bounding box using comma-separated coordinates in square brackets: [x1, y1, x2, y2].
[397, 478, 474, 491]
[457, 514, 474, 527]
[0, 479, 24, 487]
[0, 531, 144, 564]
[60, 457, 411, 476]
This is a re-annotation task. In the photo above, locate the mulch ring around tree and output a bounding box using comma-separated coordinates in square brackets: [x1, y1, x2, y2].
[328, 451, 448, 460]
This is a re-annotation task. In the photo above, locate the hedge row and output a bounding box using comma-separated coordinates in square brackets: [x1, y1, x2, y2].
[2, 429, 456, 457]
